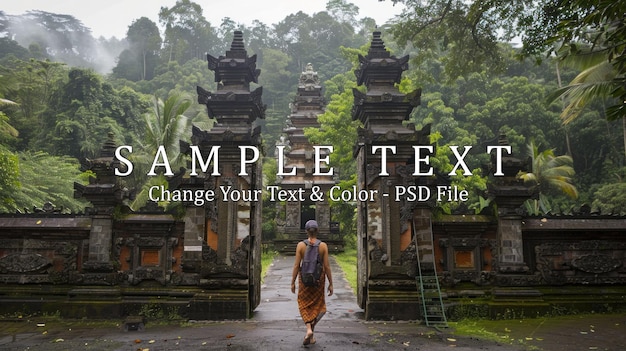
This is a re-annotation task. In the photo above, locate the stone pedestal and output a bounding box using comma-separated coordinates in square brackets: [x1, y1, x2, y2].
[83, 217, 114, 272]
[486, 135, 536, 276]
[497, 216, 528, 273]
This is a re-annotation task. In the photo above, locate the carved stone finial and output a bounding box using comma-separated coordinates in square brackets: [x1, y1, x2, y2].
[370, 31, 386, 51]
[230, 30, 245, 51]
[99, 132, 118, 158]
[299, 63, 320, 86]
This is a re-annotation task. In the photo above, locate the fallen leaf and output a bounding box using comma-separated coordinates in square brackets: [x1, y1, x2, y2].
[525, 337, 533, 340]
[134, 339, 142, 343]
[53, 338, 64, 343]
[226, 334, 235, 338]
[202, 341, 207, 345]
[580, 331, 588, 335]
[148, 340, 155, 344]
[403, 341, 410, 346]
[447, 338, 457, 342]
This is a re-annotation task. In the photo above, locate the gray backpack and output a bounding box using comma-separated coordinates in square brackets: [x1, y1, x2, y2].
[301, 239, 323, 287]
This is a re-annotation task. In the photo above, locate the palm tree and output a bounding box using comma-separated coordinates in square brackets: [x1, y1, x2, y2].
[549, 55, 626, 161]
[518, 141, 577, 215]
[518, 141, 578, 199]
[548, 59, 619, 124]
[130, 93, 192, 210]
[142, 94, 192, 157]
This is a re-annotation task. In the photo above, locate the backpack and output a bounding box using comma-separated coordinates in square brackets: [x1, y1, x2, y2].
[301, 239, 323, 287]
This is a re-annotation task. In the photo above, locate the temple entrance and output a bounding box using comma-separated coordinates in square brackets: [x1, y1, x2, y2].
[4, 30, 626, 324]
[300, 203, 316, 230]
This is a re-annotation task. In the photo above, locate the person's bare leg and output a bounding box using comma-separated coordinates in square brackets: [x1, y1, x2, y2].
[303, 322, 313, 345]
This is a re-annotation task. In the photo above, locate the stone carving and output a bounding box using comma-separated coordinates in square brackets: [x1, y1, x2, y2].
[231, 236, 250, 274]
[202, 242, 219, 263]
[0, 253, 51, 273]
[571, 254, 622, 274]
[400, 239, 418, 277]
[299, 63, 320, 86]
[286, 203, 299, 227]
[535, 240, 626, 285]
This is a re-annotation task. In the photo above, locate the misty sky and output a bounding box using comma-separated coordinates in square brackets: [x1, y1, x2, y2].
[3, 0, 405, 39]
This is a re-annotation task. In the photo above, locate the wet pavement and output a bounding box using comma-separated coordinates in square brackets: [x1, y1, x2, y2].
[0, 255, 625, 350]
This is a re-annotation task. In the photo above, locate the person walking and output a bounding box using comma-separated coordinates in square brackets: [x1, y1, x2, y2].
[291, 219, 333, 345]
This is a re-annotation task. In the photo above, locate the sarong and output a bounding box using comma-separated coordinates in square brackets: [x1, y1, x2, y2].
[297, 267, 326, 324]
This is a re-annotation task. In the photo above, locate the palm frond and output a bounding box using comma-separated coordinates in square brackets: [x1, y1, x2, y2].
[546, 61, 619, 124]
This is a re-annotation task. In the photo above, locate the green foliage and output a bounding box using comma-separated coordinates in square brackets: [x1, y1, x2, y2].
[387, 0, 531, 81]
[159, 0, 218, 63]
[261, 250, 277, 283]
[304, 62, 362, 238]
[0, 110, 18, 145]
[1, 0, 624, 218]
[258, 49, 295, 155]
[333, 248, 358, 294]
[518, 141, 578, 199]
[0, 147, 20, 212]
[10, 151, 90, 213]
[592, 182, 626, 214]
[129, 93, 192, 210]
[542, 0, 626, 122]
[428, 132, 488, 214]
[261, 158, 278, 241]
[0, 59, 66, 149]
[305, 70, 361, 174]
[113, 17, 162, 81]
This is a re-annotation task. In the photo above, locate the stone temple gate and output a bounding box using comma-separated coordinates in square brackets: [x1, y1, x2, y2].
[2, 31, 626, 321]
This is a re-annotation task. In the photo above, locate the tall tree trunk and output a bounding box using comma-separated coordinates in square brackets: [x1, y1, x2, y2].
[142, 50, 147, 81]
[556, 62, 573, 157]
[623, 117, 626, 162]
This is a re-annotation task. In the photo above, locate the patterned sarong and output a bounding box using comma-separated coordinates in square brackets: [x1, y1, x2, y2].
[297, 267, 326, 324]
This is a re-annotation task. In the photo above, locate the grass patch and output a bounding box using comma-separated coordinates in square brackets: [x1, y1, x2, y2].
[261, 249, 277, 283]
[333, 248, 358, 293]
[450, 319, 514, 345]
